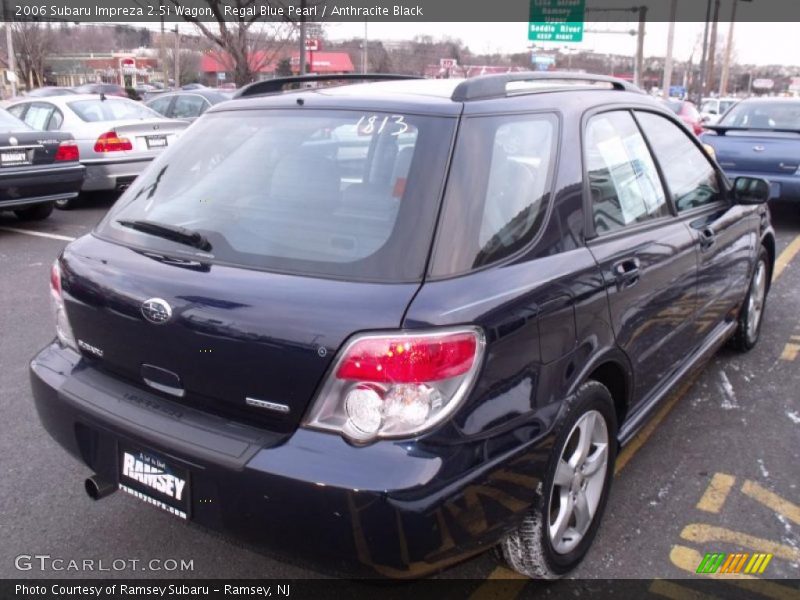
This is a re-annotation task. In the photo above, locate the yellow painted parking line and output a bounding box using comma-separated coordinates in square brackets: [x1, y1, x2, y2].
[773, 234, 800, 281]
[0, 226, 76, 242]
[468, 566, 528, 600]
[697, 473, 736, 514]
[741, 480, 800, 526]
[680, 524, 800, 563]
[779, 344, 800, 362]
[650, 578, 721, 600]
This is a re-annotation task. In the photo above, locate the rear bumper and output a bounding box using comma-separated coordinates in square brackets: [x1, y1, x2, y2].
[723, 169, 800, 201]
[0, 163, 85, 208]
[81, 158, 151, 191]
[30, 342, 549, 578]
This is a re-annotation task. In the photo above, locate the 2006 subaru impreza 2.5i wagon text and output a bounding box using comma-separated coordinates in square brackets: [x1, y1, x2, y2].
[30, 72, 775, 578]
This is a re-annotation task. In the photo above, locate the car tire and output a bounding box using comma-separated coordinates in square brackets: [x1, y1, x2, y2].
[497, 380, 618, 579]
[54, 197, 77, 210]
[731, 246, 769, 352]
[14, 202, 54, 221]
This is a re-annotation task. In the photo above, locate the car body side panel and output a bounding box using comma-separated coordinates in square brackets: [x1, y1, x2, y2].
[588, 220, 699, 406]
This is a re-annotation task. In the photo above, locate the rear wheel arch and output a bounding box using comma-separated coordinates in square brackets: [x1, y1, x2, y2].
[586, 360, 630, 428]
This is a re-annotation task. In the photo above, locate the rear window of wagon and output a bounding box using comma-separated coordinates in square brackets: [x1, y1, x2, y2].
[96, 109, 456, 283]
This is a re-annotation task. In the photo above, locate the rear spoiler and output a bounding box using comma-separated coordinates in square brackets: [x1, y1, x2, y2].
[704, 125, 800, 136]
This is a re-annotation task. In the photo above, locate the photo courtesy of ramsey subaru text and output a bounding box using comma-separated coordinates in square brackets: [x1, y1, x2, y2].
[30, 73, 775, 578]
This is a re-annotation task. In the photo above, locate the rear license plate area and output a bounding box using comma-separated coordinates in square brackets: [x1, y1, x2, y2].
[146, 135, 167, 149]
[118, 445, 190, 519]
[1, 151, 30, 166]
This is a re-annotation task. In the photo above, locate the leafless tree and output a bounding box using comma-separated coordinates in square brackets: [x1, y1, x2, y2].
[160, 0, 297, 86]
[11, 22, 56, 88]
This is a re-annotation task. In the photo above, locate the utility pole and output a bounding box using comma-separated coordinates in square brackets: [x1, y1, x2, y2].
[173, 25, 180, 87]
[719, 0, 737, 96]
[298, 0, 307, 75]
[633, 6, 647, 88]
[159, 0, 168, 88]
[3, 0, 17, 97]
[362, 19, 368, 74]
[720, 0, 751, 96]
[704, 0, 721, 97]
[662, 0, 678, 98]
[697, 0, 712, 102]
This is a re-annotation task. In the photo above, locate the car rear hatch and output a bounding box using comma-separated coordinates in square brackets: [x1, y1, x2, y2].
[0, 130, 72, 167]
[0, 130, 81, 201]
[109, 118, 187, 153]
[61, 105, 456, 435]
[60, 234, 421, 433]
[705, 131, 800, 175]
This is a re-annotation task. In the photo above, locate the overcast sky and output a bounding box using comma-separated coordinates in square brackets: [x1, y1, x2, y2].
[323, 21, 800, 66]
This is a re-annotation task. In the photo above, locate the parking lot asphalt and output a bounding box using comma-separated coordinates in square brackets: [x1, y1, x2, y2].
[1, 195, 798, 592]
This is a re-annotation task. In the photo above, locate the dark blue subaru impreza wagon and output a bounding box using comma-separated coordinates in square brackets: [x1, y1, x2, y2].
[31, 73, 775, 578]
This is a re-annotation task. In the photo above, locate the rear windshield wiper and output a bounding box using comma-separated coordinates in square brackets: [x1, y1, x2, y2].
[117, 219, 212, 252]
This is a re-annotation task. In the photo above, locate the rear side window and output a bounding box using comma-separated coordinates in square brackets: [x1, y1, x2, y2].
[22, 103, 54, 130]
[147, 95, 173, 116]
[585, 111, 668, 234]
[636, 111, 720, 212]
[97, 110, 455, 282]
[430, 113, 557, 277]
[173, 95, 208, 119]
[68, 99, 160, 122]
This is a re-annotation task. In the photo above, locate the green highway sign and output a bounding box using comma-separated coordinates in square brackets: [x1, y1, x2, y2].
[529, 0, 585, 43]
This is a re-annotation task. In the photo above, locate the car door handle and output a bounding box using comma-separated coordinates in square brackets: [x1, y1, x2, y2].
[613, 257, 641, 290]
[699, 227, 716, 250]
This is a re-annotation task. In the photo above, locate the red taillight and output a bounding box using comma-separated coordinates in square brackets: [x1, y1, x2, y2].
[94, 131, 132, 152]
[50, 262, 62, 297]
[336, 333, 478, 383]
[54, 141, 79, 162]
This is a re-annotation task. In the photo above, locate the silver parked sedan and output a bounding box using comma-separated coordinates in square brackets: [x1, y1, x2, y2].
[6, 94, 189, 208]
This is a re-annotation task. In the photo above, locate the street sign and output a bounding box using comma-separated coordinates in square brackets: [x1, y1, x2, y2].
[752, 78, 774, 91]
[529, 0, 585, 43]
[305, 38, 321, 52]
[440, 58, 458, 69]
[532, 54, 556, 66]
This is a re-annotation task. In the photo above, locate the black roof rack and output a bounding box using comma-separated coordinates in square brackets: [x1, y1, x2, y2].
[235, 74, 422, 98]
[451, 72, 643, 102]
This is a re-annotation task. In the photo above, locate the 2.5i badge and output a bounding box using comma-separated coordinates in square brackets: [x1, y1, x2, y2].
[118, 447, 190, 519]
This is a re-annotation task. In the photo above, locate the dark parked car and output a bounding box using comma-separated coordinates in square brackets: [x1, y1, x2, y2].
[73, 83, 128, 98]
[145, 89, 233, 122]
[31, 73, 775, 578]
[701, 97, 800, 202]
[0, 108, 84, 221]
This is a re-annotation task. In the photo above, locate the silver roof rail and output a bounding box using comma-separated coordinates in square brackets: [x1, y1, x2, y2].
[235, 74, 422, 98]
[451, 72, 644, 102]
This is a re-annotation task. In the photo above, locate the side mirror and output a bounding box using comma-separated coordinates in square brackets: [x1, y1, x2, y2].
[734, 176, 770, 205]
[701, 115, 711, 123]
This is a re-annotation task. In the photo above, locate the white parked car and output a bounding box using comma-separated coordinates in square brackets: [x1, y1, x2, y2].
[700, 97, 739, 125]
[5, 94, 189, 208]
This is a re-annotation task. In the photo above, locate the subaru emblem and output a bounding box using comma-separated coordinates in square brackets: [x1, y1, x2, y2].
[141, 298, 172, 324]
[753, 145, 766, 152]
[9, 136, 17, 146]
